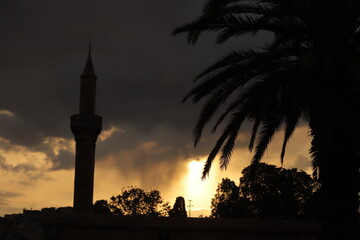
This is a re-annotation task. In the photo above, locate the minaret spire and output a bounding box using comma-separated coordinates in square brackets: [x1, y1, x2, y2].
[82, 40, 96, 78]
[88, 39, 92, 55]
[79, 42, 97, 115]
[71, 43, 102, 214]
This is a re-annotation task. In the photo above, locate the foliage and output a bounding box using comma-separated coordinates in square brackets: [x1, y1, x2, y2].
[93, 200, 112, 215]
[241, 163, 315, 219]
[175, 0, 360, 238]
[169, 196, 187, 217]
[94, 186, 170, 217]
[211, 178, 251, 218]
[211, 163, 317, 219]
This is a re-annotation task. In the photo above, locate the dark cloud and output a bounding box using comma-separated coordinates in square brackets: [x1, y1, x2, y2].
[94, 125, 211, 187]
[0, 0, 273, 181]
[0, 114, 43, 147]
[0, 156, 37, 173]
[50, 149, 75, 170]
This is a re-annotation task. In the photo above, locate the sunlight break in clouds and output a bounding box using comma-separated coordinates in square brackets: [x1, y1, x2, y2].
[184, 160, 207, 205]
[0, 110, 15, 118]
[177, 126, 313, 216]
[98, 126, 124, 142]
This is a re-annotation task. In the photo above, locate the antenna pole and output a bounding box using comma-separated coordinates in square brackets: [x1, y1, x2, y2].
[88, 0, 94, 40]
[187, 200, 194, 217]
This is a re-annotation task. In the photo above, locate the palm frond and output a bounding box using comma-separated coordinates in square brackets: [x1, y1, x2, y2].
[215, 13, 265, 44]
[202, 130, 231, 179]
[195, 50, 257, 80]
[202, 106, 248, 179]
[182, 65, 242, 103]
[173, 5, 273, 44]
[219, 111, 247, 170]
[175, 0, 360, 182]
[192, 79, 240, 146]
[210, 76, 263, 134]
[249, 119, 260, 152]
[252, 114, 283, 164]
[203, 0, 243, 13]
[280, 112, 301, 165]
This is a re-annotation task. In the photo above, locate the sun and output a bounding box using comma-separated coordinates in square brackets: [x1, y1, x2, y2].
[188, 160, 203, 175]
[183, 160, 211, 209]
[185, 160, 204, 195]
[182, 158, 242, 216]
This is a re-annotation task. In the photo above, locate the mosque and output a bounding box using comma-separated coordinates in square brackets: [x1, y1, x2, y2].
[0, 47, 320, 240]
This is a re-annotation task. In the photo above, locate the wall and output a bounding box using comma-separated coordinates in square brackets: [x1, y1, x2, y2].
[21, 214, 322, 240]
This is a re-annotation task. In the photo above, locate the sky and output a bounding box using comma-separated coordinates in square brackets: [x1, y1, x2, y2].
[0, 0, 312, 217]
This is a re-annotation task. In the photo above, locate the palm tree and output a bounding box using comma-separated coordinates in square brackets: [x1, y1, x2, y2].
[174, 0, 360, 239]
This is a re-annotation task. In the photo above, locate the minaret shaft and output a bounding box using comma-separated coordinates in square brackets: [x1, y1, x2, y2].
[71, 46, 102, 214]
[73, 139, 96, 213]
[79, 76, 97, 115]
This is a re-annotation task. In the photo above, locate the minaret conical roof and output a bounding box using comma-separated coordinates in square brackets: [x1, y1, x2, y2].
[81, 42, 97, 77]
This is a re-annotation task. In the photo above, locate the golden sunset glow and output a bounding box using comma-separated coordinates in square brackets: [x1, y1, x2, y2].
[181, 159, 212, 214]
[0, 110, 15, 118]
[186, 160, 203, 196]
[0, 126, 312, 217]
[180, 158, 241, 215]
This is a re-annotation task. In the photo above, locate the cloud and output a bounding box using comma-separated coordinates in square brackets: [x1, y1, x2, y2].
[0, 1, 276, 192]
[50, 149, 75, 170]
[0, 114, 43, 147]
[0, 191, 24, 206]
[95, 125, 194, 188]
[0, 110, 15, 118]
[0, 0, 312, 214]
[0, 156, 51, 184]
[98, 126, 122, 142]
[293, 155, 312, 172]
[0, 156, 37, 172]
[0, 0, 272, 151]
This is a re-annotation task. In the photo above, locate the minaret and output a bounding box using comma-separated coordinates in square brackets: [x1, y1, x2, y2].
[71, 43, 102, 214]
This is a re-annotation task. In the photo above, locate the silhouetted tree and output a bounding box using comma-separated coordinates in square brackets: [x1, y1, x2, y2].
[174, 1, 360, 238]
[94, 186, 170, 216]
[93, 200, 112, 215]
[302, 190, 321, 220]
[240, 163, 315, 219]
[211, 164, 316, 219]
[169, 196, 187, 217]
[109, 186, 170, 217]
[211, 178, 251, 218]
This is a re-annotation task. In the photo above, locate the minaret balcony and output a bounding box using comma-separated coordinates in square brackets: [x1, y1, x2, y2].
[71, 114, 102, 139]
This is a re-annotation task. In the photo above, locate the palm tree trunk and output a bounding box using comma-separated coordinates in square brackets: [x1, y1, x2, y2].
[310, 96, 360, 240]
[320, 136, 359, 240]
